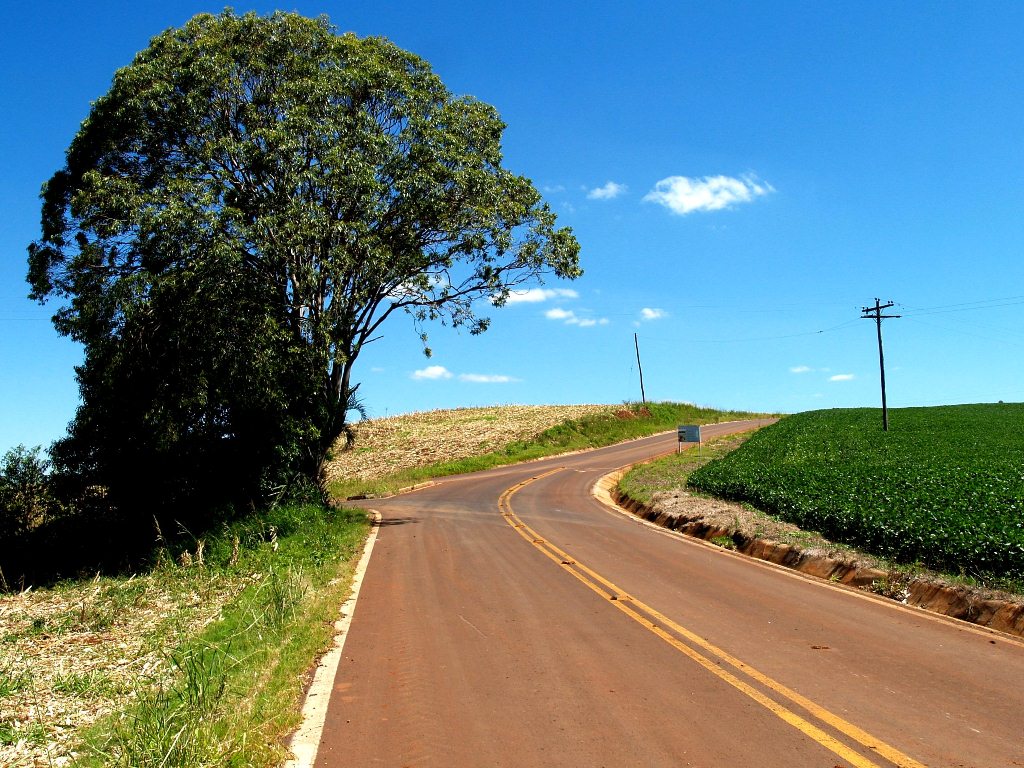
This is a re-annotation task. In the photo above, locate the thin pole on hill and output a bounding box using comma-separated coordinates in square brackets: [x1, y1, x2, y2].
[634, 333, 647, 405]
[861, 298, 901, 431]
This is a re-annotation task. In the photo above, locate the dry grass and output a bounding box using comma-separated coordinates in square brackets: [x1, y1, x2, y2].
[326, 404, 614, 483]
[0, 566, 246, 767]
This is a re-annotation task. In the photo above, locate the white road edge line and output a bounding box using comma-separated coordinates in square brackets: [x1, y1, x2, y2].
[285, 509, 382, 768]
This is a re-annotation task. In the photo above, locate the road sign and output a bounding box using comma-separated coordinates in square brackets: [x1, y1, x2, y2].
[678, 425, 701, 443]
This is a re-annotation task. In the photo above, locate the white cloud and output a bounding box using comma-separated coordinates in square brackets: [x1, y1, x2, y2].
[829, 373, 855, 382]
[587, 181, 627, 200]
[545, 307, 609, 327]
[459, 373, 519, 384]
[542, 184, 565, 194]
[412, 366, 520, 383]
[790, 365, 812, 374]
[545, 307, 575, 321]
[503, 288, 579, 305]
[640, 307, 666, 321]
[412, 365, 453, 380]
[643, 174, 774, 215]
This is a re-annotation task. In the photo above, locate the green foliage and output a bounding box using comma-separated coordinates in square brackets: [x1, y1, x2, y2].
[52, 670, 125, 699]
[28, 9, 579, 520]
[0, 665, 33, 698]
[97, 644, 230, 767]
[0, 445, 57, 538]
[688, 404, 1024, 579]
[0, 719, 47, 747]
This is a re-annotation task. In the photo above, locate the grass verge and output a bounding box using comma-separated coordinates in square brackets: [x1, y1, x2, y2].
[617, 431, 756, 505]
[330, 401, 773, 499]
[2, 504, 368, 767]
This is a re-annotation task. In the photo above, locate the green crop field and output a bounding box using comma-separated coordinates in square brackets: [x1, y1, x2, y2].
[687, 404, 1024, 581]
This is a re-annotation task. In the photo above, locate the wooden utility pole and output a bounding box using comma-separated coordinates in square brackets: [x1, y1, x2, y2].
[634, 333, 646, 404]
[861, 299, 900, 431]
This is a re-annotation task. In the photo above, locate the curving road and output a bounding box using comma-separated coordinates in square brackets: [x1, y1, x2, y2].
[312, 420, 1024, 767]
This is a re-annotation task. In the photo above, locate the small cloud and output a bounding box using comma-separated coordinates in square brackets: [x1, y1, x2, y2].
[542, 184, 566, 194]
[545, 307, 575, 321]
[644, 173, 774, 215]
[829, 373, 855, 382]
[790, 365, 812, 374]
[459, 373, 519, 384]
[545, 308, 609, 327]
[640, 307, 666, 321]
[587, 181, 627, 200]
[412, 365, 453, 380]
[504, 288, 579, 305]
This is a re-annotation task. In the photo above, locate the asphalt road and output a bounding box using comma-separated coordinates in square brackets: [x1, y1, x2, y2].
[313, 420, 1024, 767]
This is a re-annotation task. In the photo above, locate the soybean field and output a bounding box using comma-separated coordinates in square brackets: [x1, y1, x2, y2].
[687, 404, 1024, 580]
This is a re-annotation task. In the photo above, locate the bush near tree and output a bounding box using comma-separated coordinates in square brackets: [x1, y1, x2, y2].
[0, 445, 57, 539]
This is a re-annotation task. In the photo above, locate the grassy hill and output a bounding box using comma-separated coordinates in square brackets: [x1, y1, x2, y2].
[329, 401, 772, 499]
[687, 404, 1024, 582]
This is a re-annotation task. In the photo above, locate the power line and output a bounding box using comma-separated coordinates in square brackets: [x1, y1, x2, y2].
[898, 295, 1024, 317]
[902, 316, 1024, 349]
[637, 318, 861, 345]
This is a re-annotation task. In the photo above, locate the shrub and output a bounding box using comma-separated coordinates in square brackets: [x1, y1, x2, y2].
[0, 445, 56, 538]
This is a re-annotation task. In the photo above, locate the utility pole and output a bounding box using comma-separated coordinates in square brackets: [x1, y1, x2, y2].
[634, 333, 647, 405]
[861, 299, 900, 431]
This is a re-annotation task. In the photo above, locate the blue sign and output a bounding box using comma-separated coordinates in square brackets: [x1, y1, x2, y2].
[677, 425, 701, 442]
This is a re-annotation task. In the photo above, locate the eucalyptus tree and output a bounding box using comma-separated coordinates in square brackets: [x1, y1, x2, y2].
[29, 10, 580, 512]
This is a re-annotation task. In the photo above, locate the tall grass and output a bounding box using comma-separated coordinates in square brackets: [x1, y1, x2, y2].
[75, 504, 367, 767]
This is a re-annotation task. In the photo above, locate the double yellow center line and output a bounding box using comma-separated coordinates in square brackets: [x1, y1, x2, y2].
[499, 468, 927, 768]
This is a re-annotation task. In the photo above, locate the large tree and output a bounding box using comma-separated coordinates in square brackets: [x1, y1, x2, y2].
[29, 10, 580, 512]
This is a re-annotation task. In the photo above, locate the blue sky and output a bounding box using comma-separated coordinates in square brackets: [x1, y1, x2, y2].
[3, 1, 1023, 454]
